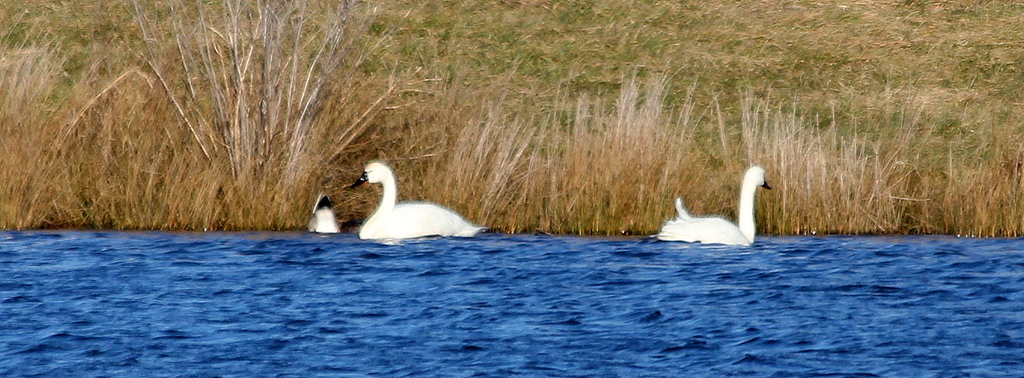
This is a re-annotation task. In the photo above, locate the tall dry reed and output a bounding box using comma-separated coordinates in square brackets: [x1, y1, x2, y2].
[134, 0, 367, 184]
[0, 48, 63, 228]
[0, 0, 380, 230]
[391, 74, 1024, 237]
[122, 0, 377, 229]
[402, 75, 708, 235]
[738, 93, 931, 235]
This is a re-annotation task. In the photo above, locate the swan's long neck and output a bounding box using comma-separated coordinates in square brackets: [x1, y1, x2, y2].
[737, 174, 759, 244]
[373, 170, 398, 218]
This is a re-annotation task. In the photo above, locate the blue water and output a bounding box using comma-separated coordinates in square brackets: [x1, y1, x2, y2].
[1, 231, 1023, 377]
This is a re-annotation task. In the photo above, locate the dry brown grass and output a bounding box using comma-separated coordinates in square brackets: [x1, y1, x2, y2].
[5, 0, 1024, 236]
[382, 76, 1024, 236]
[1, 0, 380, 230]
[0, 48, 64, 229]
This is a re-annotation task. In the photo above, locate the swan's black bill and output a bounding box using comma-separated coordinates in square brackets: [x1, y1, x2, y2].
[349, 172, 369, 188]
[761, 181, 772, 190]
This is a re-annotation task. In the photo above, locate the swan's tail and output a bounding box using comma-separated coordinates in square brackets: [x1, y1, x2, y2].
[312, 192, 333, 213]
[309, 192, 341, 233]
[674, 197, 692, 220]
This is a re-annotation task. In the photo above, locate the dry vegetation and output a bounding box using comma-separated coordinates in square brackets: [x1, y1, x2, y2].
[2, 0, 1024, 236]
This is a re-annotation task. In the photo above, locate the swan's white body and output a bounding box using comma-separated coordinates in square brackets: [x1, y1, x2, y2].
[657, 166, 771, 246]
[308, 193, 340, 233]
[352, 161, 484, 240]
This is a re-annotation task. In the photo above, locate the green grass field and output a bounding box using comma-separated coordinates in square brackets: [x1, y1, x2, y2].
[3, 0, 1024, 236]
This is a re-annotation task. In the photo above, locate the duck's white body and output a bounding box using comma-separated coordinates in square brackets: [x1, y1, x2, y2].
[352, 161, 484, 240]
[308, 193, 340, 233]
[657, 166, 771, 246]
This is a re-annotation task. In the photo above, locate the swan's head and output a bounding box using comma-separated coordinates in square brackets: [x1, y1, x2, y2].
[746, 166, 772, 190]
[350, 160, 394, 188]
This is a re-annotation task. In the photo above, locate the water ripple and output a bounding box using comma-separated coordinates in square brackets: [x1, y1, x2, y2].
[1, 232, 1023, 377]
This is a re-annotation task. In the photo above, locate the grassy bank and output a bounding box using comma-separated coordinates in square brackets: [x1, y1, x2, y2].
[2, 0, 1024, 236]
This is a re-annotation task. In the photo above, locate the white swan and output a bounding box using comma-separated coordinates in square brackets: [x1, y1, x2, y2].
[350, 160, 485, 240]
[657, 166, 771, 246]
[308, 193, 340, 233]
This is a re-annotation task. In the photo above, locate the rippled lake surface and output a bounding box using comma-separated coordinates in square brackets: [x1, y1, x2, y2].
[2, 231, 1023, 377]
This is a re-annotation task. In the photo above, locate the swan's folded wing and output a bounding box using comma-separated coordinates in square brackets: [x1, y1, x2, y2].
[657, 217, 749, 245]
[389, 202, 483, 238]
[657, 218, 702, 242]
